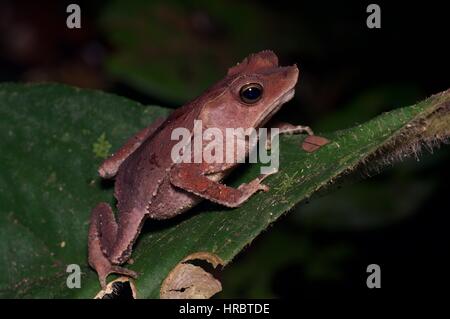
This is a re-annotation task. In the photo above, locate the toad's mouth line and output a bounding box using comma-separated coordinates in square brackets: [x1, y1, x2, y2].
[258, 88, 295, 128]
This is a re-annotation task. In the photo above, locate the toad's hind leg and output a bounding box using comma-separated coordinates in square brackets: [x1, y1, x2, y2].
[88, 202, 138, 289]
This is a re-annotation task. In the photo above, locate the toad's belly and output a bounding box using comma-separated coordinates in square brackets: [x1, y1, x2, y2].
[146, 171, 226, 220]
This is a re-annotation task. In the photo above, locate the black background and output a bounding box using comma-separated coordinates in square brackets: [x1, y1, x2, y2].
[0, 0, 448, 300]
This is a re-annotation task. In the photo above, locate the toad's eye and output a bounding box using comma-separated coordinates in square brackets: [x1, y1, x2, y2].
[239, 83, 263, 104]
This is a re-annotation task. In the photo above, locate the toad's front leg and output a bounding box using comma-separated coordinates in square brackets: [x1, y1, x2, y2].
[170, 163, 273, 208]
[88, 203, 142, 289]
[265, 121, 314, 150]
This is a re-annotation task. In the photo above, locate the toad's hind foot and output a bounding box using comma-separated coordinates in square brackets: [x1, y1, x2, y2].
[96, 263, 138, 290]
[88, 202, 138, 289]
[89, 234, 138, 289]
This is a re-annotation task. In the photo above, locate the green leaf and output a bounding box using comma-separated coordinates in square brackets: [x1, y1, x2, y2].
[0, 83, 448, 298]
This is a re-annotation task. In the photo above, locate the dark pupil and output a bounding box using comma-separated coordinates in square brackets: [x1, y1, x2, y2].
[242, 86, 261, 102]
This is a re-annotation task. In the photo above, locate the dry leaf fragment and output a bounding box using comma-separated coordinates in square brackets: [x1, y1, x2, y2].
[160, 252, 223, 299]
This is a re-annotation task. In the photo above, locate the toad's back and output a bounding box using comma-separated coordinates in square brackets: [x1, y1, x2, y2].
[112, 78, 230, 219]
